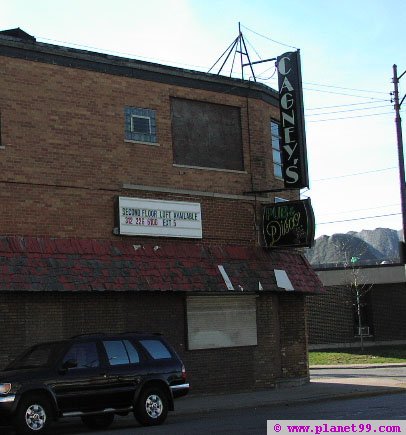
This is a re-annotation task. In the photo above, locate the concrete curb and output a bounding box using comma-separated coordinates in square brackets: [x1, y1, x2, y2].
[310, 363, 406, 369]
[175, 388, 406, 417]
[174, 381, 406, 416]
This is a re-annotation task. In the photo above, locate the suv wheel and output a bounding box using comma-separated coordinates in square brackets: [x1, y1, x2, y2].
[14, 394, 52, 434]
[81, 413, 115, 429]
[135, 387, 168, 426]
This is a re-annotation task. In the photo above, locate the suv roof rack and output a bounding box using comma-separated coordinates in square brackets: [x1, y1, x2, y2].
[70, 333, 106, 339]
[119, 331, 162, 336]
[70, 331, 163, 339]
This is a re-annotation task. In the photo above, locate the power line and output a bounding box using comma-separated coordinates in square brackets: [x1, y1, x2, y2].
[240, 24, 298, 50]
[317, 203, 400, 217]
[306, 104, 390, 117]
[303, 87, 389, 101]
[312, 167, 397, 182]
[39, 32, 393, 108]
[304, 81, 388, 95]
[318, 212, 401, 225]
[258, 75, 390, 101]
[307, 111, 393, 123]
[37, 29, 397, 128]
[256, 66, 277, 81]
[243, 35, 263, 60]
[37, 35, 210, 71]
[307, 101, 392, 111]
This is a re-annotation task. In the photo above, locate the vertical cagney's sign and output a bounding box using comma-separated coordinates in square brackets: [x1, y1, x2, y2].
[277, 50, 309, 189]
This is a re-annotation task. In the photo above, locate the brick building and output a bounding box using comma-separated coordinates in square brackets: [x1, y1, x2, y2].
[0, 28, 322, 393]
[307, 264, 406, 348]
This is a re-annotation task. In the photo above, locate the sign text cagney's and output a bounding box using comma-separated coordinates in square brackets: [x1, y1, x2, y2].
[277, 50, 309, 189]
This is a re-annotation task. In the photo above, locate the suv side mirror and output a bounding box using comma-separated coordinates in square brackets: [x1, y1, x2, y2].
[61, 359, 78, 371]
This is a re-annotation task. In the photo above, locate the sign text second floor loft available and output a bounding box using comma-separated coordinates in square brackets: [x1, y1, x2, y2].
[116, 197, 203, 239]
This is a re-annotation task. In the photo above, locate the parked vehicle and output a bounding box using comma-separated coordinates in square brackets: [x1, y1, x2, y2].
[0, 332, 189, 434]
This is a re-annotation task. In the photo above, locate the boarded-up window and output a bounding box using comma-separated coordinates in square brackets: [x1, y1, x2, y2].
[187, 296, 257, 350]
[171, 98, 244, 171]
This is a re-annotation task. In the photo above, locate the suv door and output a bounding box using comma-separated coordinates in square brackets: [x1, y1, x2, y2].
[101, 339, 144, 408]
[52, 341, 111, 413]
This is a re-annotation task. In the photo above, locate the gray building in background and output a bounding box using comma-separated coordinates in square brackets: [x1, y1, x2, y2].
[307, 264, 406, 348]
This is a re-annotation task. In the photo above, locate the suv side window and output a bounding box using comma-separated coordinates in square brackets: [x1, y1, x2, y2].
[139, 339, 172, 360]
[103, 340, 140, 365]
[63, 342, 100, 369]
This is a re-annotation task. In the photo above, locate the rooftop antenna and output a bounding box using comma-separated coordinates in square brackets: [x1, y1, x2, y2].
[208, 22, 257, 81]
[208, 23, 277, 82]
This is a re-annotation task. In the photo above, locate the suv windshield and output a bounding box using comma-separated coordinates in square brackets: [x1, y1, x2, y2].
[6, 342, 62, 370]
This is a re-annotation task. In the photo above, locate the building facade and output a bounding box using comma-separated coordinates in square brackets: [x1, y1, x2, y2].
[307, 265, 406, 348]
[0, 28, 322, 393]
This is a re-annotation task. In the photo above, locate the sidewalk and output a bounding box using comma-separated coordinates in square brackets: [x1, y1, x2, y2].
[311, 362, 406, 369]
[174, 365, 406, 416]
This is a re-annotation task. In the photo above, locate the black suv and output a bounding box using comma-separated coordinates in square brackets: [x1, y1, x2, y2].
[0, 332, 189, 434]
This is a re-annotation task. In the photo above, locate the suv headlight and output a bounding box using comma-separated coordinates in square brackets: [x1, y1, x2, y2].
[0, 383, 12, 394]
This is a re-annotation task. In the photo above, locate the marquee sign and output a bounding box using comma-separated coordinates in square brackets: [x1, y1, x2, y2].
[263, 199, 315, 248]
[277, 50, 309, 189]
[116, 197, 202, 239]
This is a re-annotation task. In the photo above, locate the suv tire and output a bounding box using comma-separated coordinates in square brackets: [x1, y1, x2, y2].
[81, 413, 115, 429]
[134, 386, 168, 426]
[14, 394, 53, 434]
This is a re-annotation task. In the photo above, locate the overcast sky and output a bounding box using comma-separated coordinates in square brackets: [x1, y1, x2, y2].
[2, 0, 405, 238]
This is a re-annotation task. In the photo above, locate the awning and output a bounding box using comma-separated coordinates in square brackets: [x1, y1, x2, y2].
[0, 236, 323, 293]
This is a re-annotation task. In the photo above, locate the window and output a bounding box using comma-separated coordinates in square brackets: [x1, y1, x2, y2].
[63, 342, 100, 369]
[103, 340, 140, 365]
[187, 296, 257, 350]
[139, 340, 172, 360]
[271, 120, 283, 179]
[171, 98, 244, 171]
[8, 343, 58, 369]
[125, 107, 157, 143]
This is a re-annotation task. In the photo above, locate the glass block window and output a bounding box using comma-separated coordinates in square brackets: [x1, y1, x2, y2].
[125, 107, 157, 143]
[187, 296, 257, 350]
[271, 120, 283, 179]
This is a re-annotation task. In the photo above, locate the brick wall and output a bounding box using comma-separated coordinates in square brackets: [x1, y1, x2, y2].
[0, 182, 260, 244]
[370, 284, 406, 341]
[306, 286, 355, 345]
[0, 48, 310, 393]
[0, 291, 308, 393]
[254, 293, 282, 387]
[306, 283, 406, 346]
[0, 55, 300, 242]
[0, 292, 186, 370]
[278, 293, 309, 379]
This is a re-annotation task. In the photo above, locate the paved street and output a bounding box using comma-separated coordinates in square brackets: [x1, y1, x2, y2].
[12, 392, 406, 435]
[1, 365, 405, 435]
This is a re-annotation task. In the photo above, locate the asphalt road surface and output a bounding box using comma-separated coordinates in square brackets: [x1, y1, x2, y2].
[2, 367, 405, 435]
[7, 392, 403, 435]
[2, 391, 404, 435]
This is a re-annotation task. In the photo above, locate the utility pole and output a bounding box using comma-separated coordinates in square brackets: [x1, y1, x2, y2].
[392, 65, 406, 245]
